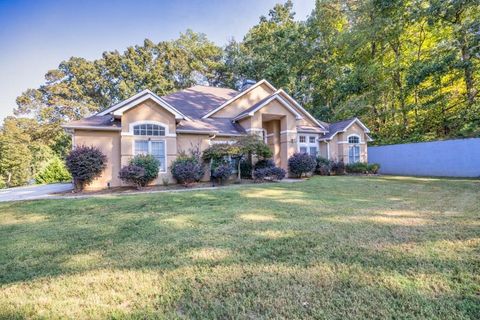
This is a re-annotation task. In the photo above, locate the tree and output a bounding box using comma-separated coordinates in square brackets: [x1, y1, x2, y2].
[0, 118, 32, 187]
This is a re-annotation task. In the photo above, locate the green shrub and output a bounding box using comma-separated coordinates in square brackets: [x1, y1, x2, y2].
[288, 153, 317, 178]
[130, 154, 160, 185]
[66, 146, 107, 191]
[35, 156, 71, 184]
[239, 160, 252, 179]
[315, 157, 333, 175]
[367, 163, 380, 174]
[254, 159, 275, 169]
[331, 160, 346, 175]
[346, 162, 369, 173]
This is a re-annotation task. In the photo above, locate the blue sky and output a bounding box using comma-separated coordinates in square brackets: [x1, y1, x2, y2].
[0, 0, 314, 122]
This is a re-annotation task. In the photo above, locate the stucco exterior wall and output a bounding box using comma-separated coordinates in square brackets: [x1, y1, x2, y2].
[328, 122, 368, 163]
[213, 83, 274, 118]
[73, 130, 121, 190]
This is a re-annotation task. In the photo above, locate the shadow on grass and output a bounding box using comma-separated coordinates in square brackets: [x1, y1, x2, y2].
[0, 176, 479, 318]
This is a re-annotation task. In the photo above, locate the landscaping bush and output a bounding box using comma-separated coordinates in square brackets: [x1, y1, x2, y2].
[331, 160, 346, 175]
[268, 167, 286, 181]
[171, 155, 205, 186]
[66, 146, 107, 191]
[130, 154, 160, 185]
[35, 156, 72, 184]
[288, 153, 316, 178]
[118, 165, 146, 189]
[315, 156, 333, 176]
[367, 163, 381, 174]
[211, 163, 233, 185]
[253, 166, 286, 182]
[345, 162, 381, 174]
[239, 160, 252, 179]
[254, 158, 275, 169]
[346, 162, 369, 174]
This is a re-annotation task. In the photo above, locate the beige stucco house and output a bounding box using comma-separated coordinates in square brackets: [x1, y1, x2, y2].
[63, 79, 372, 189]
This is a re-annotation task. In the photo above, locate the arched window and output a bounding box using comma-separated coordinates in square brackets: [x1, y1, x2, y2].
[347, 135, 360, 163]
[133, 123, 165, 136]
[348, 135, 360, 144]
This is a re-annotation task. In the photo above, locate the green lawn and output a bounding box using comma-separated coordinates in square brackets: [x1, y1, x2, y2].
[1, 176, 479, 319]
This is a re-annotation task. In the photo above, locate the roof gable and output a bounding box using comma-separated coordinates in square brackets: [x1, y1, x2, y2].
[321, 117, 371, 140]
[202, 79, 276, 119]
[233, 93, 303, 121]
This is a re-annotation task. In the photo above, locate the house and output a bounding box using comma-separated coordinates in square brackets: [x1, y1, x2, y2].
[63, 79, 372, 189]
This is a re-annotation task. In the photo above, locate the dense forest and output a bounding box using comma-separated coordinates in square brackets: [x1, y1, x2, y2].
[1, 0, 479, 187]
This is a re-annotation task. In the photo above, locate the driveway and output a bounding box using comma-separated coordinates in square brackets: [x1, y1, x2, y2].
[0, 183, 73, 202]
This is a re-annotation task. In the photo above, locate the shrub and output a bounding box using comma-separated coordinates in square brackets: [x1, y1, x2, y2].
[254, 158, 275, 169]
[346, 162, 369, 174]
[66, 146, 107, 191]
[130, 154, 159, 185]
[118, 165, 146, 189]
[211, 163, 233, 185]
[253, 166, 286, 182]
[315, 157, 333, 176]
[239, 160, 252, 179]
[331, 160, 346, 175]
[288, 153, 316, 178]
[171, 155, 205, 186]
[35, 156, 72, 184]
[268, 167, 286, 181]
[367, 163, 380, 174]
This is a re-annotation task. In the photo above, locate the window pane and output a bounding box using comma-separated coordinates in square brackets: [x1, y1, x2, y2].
[300, 147, 307, 154]
[299, 136, 306, 143]
[151, 141, 165, 171]
[348, 136, 359, 144]
[133, 124, 165, 136]
[309, 136, 316, 143]
[134, 140, 148, 155]
[309, 147, 317, 156]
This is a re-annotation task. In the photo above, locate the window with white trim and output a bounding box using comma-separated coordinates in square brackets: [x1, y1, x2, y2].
[134, 140, 166, 171]
[133, 123, 165, 136]
[348, 135, 360, 163]
[298, 135, 318, 157]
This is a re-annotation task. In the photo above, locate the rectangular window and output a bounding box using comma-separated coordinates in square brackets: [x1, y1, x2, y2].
[309, 136, 316, 143]
[134, 140, 148, 155]
[150, 141, 166, 172]
[299, 136, 306, 143]
[134, 140, 166, 171]
[300, 146, 308, 154]
[309, 147, 317, 156]
[349, 145, 360, 163]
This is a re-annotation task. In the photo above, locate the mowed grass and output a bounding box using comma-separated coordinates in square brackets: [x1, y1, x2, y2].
[0, 176, 479, 319]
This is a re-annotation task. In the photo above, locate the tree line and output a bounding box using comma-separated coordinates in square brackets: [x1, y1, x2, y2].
[1, 0, 478, 187]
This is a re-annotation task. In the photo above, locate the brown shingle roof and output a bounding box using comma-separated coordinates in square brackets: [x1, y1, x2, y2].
[162, 85, 239, 119]
[62, 115, 121, 129]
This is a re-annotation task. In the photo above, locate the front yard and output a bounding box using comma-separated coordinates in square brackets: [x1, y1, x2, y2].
[1, 176, 479, 319]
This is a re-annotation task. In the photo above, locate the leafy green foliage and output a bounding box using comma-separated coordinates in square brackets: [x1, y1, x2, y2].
[129, 154, 160, 187]
[316, 156, 334, 176]
[65, 146, 107, 191]
[288, 153, 317, 178]
[35, 156, 71, 184]
[0, 118, 32, 187]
